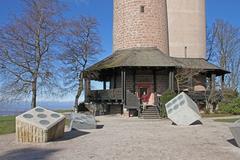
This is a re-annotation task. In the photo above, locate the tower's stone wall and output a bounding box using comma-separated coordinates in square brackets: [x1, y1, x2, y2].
[167, 0, 206, 58]
[113, 0, 169, 54]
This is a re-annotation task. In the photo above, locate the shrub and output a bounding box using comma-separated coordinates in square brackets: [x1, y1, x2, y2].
[158, 90, 176, 118]
[219, 97, 240, 115]
[222, 89, 238, 103]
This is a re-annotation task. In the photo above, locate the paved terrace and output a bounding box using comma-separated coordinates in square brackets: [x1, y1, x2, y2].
[0, 116, 240, 160]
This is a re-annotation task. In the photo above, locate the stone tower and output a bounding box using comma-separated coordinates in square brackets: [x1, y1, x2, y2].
[113, 0, 169, 55]
[167, 0, 206, 58]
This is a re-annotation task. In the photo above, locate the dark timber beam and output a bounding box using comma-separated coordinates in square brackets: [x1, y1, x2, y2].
[169, 71, 172, 91]
[189, 76, 193, 91]
[169, 70, 174, 91]
[114, 69, 117, 89]
[103, 80, 106, 90]
[153, 70, 157, 92]
[172, 71, 175, 91]
[121, 68, 126, 106]
[133, 69, 136, 93]
[211, 74, 216, 94]
[221, 75, 225, 90]
[84, 78, 91, 102]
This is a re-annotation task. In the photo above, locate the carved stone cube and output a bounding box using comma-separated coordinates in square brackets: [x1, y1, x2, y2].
[165, 92, 201, 125]
[16, 107, 65, 143]
[229, 119, 240, 147]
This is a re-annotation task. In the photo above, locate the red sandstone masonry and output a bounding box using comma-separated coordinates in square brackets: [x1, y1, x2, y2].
[113, 0, 169, 55]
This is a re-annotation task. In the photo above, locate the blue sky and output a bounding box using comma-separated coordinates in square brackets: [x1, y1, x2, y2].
[1, 0, 239, 60]
[0, 0, 239, 102]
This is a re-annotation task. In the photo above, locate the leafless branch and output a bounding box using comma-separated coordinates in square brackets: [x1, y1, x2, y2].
[207, 20, 240, 90]
[0, 0, 64, 108]
[59, 17, 102, 108]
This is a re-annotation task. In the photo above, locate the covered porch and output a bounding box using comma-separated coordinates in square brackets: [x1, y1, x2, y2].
[84, 48, 229, 117]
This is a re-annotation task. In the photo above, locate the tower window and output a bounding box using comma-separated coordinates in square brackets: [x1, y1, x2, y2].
[140, 6, 145, 13]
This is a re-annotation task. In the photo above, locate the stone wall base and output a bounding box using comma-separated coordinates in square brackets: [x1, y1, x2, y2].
[123, 108, 129, 118]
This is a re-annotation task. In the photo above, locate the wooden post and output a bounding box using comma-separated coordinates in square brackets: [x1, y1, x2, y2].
[84, 78, 91, 102]
[169, 70, 174, 91]
[114, 70, 117, 89]
[103, 80, 106, 90]
[153, 69, 157, 92]
[121, 68, 126, 105]
[169, 71, 172, 90]
[211, 74, 216, 94]
[171, 71, 175, 91]
[208, 76, 212, 89]
[189, 76, 193, 91]
[121, 68, 128, 117]
[133, 69, 136, 93]
[221, 75, 225, 90]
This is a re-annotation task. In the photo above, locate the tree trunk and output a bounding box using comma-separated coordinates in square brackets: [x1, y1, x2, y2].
[31, 80, 37, 109]
[74, 73, 84, 109]
[176, 80, 180, 94]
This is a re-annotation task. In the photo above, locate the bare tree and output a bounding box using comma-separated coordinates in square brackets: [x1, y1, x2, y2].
[60, 17, 101, 108]
[175, 68, 203, 93]
[206, 25, 218, 61]
[0, 0, 64, 108]
[207, 20, 240, 90]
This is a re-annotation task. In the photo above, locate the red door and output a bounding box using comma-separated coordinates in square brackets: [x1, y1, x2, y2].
[136, 83, 153, 103]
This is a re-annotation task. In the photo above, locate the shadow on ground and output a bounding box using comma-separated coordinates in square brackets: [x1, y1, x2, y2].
[56, 130, 90, 141]
[171, 120, 203, 126]
[227, 138, 239, 147]
[191, 120, 203, 125]
[0, 148, 61, 160]
[96, 125, 104, 129]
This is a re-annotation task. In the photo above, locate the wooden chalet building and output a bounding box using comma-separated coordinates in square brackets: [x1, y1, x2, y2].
[83, 0, 229, 118]
[83, 47, 228, 117]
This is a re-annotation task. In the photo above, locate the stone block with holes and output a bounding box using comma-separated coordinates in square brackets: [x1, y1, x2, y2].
[16, 107, 65, 143]
[229, 119, 240, 147]
[165, 92, 202, 125]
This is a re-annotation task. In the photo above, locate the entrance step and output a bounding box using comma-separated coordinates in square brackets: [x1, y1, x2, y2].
[141, 105, 160, 119]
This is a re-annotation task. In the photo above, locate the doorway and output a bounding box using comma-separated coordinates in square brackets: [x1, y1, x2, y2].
[136, 83, 153, 103]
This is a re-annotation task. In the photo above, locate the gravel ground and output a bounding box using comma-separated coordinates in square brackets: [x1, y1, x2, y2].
[0, 116, 240, 160]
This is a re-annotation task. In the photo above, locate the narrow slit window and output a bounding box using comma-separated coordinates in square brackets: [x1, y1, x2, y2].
[140, 6, 145, 13]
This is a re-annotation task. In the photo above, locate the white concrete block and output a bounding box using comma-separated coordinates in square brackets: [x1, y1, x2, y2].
[165, 92, 201, 125]
[70, 113, 96, 130]
[229, 119, 240, 147]
[16, 107, 65, 142]
[16, 106, 65, 130]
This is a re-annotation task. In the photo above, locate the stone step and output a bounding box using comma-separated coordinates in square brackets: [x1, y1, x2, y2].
[142, 114, 160, 119]
[144, 110, 156, 112]
[143, 110, 157, 113]
[140, 114, 161, 118]
[142, 116, 161, 119]
[142, 109, 158, 112]
[142, 116, 160, 119]
[143, 107, 157, 109]
[141, 106, 161, 119]
[144, 108, 156, 111]
[142, 110, 158, 112]
[142, 112, 159, 115]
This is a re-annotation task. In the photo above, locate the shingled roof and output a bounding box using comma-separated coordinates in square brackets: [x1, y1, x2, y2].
[175, 58, 228, 70]
[175, 58, 229, 76]
[86, 47, 229, 75]
[87, 47, 181, 71]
